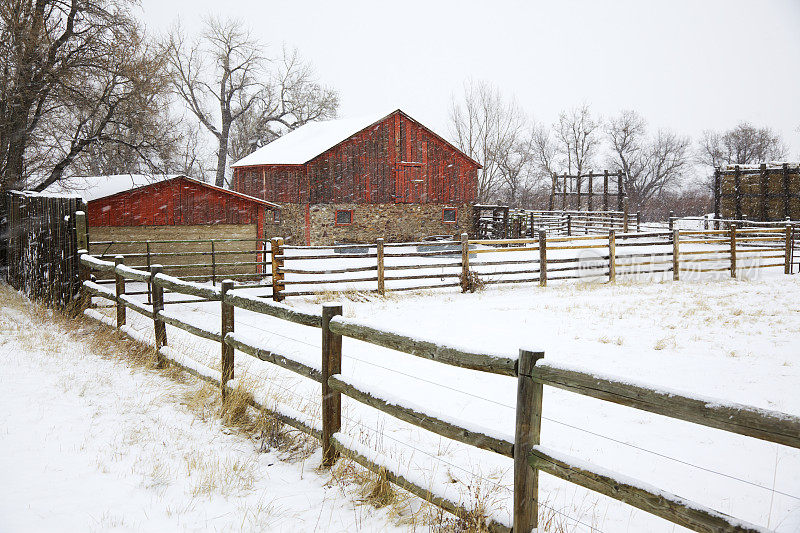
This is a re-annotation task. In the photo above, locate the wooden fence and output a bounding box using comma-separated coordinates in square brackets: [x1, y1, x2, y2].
[4, 191, 86, 307]
[474, 206, 641, 239]
[77, 250, 800, 533]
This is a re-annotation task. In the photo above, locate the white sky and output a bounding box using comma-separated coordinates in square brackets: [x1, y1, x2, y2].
[139, 0, 800, 163]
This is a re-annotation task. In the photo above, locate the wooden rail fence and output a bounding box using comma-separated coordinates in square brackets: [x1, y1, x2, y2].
[78, 248, 800, 532]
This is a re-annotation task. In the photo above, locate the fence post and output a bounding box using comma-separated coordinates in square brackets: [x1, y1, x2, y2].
[321, 303, 343, 468]
[461, 233, 469, 293]
[566, 214, 572, 236]
[145, 240, 152, 304]
[377, 238, 385, 295]
[538, 231, 547, 287]
[271, 237, 284, 301]
[636, 212, 641, 232]
[211, 241, 217, 286]
[785, 225, 793, 275]
[114, 255, 126, 328]
[150, 264, 167, 363]
[608, 230, 616, 283]
[514, 348, 544, 533]
[668, 211, 674, 232]
[729, 224, 737, 279]
[672, 229, 680, 281]
[221, 280, 235, 400]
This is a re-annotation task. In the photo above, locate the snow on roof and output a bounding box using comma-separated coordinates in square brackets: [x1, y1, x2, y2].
[41, 174, 178, 202]
[232, 110, 396, 167]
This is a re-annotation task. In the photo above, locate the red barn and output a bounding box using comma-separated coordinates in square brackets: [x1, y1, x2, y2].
[231, 109, 480, 245]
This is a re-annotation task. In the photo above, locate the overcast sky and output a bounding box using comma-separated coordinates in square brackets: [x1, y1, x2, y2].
[139, 0, 800, 163]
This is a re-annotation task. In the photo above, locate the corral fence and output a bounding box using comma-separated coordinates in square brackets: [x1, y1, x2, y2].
[78, 247, 800, 532]
[4, 190, 86, 306]
[474, 205, 642, 239]
[265, 225, 795, 300]
[86, 235, 273, 304]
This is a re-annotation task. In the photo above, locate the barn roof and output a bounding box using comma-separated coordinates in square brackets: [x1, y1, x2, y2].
[231, 109, 481, 168]
[43, 174, 280, 208]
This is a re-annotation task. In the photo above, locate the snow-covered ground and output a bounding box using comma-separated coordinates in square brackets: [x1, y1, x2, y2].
[73, 262, 800, 532]
[0, 286, 409, 533]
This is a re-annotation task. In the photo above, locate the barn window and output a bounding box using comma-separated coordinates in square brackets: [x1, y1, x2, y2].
[335, 209, 353, 225]
[443, 207, 458, 223]
[271, 209, 280, 224]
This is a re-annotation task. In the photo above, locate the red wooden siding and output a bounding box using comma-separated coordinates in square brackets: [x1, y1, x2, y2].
[88, 177, 267, 227]
[231, 110, 479, 205]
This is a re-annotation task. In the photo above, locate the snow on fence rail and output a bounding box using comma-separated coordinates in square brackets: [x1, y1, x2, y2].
[78, 253, 800, 533]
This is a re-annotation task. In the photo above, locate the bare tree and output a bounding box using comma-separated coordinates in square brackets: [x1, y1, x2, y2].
[606, 110, 691, 215]
[166, 19, 338, 187]
[227, 46, 338, 164]
[0, 0, 174, 192]
[554, 104, 601, 177]
[698, 122, 787, 169]
[449, 79, 528, 203]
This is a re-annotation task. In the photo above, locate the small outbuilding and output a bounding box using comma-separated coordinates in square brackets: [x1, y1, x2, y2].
[45, 174, 280, 278]
[230, 109, 481, 245]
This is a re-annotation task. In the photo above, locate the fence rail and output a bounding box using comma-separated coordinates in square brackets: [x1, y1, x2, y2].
[78, 233, 800, 532]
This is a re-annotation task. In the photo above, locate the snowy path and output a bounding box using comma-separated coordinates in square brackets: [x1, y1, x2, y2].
[0, 287, 406, 533]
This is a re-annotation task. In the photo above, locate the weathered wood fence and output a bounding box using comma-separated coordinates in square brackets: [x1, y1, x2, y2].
[474, 206, 640, 239]
[78, 248, 800, 532]
[4, 191, 86, 306]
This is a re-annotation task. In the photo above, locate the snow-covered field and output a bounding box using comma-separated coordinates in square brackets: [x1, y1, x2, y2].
[0, 287, 409, 533]
[68, 262, 800, 532]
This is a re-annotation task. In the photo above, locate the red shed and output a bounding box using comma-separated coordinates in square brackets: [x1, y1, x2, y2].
[231, 109, 480, 245]
[46, 174, 281, 277]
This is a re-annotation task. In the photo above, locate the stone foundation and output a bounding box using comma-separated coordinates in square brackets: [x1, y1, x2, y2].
[272, 203, 474, 245]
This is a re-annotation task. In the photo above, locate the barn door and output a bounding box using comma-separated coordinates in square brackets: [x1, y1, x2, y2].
[396, 163, 425, 203]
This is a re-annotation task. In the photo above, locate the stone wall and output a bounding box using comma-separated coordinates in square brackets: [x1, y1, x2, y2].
[268, 203, 474, 245]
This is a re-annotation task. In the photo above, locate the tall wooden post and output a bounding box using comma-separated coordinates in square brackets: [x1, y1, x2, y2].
[760, 163, 769, 222]
[608, 230, 616, 283]
[734, 165, 742, 220]
[376, 238, 385, 295]
[713, 168, 721, 230]
[271, 237, 285, 302]
[636, 212, 641, 232]
[321, 303, 343, 467]
[783, 163, 791, 220]
[566, 214, 572, 236]
[549, 174, 556, 211]
[668, 211, 674, 232]
[576, 174, 582, 211]
[460, 233, 470, 293]
[145, 241, 152, 304]
[785, 225, 792, 275]
[221, 280, 235, 399]
[150, 264, 167, 363]
[538, 231, 547, 287]
[114, 255, 126, 328]
[587, 175, 594, 211]
[622, 196, 629, 233]
[730, 224, 737, 279]
[672, 230, 680, 281]
[617, 172, 624, 212]
[513, 349, 545, 533]
[75, 211, 90, 311]
[603, 170, 609, 211]
[561, 173, 568, 210]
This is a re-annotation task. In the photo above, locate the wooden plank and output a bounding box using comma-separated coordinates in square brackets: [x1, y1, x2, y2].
[532, 362, 800, 448]
[376, 238, 385, 295]
[153, 272, 221, 300]
[224, 290, 321, 328]
[328, 317, 517, 376]
[224, 333, 321, 382]
[672, 230, 680, 281]
[608, 230, 616, 282]
[461, 233, 469, 292]
[539, 231, 547, 287]
[329, 374, 512, 457]
[528, 446, 768, 533]
[119, 295, 154, 318]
